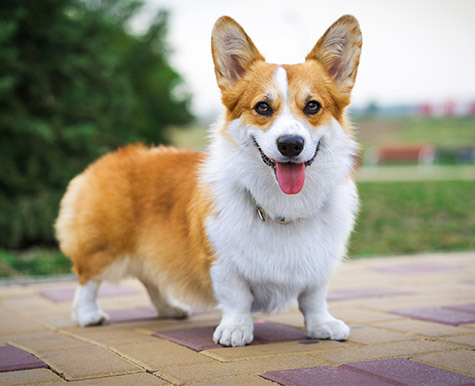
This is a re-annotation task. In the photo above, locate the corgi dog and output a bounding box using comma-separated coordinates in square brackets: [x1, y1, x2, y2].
[55, 15, 362, 347]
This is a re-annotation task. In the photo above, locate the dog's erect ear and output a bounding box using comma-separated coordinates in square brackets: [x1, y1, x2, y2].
[212, 16, 265, 92]
[306, 15, 362, 93]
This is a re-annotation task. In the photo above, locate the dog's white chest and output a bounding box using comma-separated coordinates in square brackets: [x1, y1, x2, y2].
[207, 179, 358, 314]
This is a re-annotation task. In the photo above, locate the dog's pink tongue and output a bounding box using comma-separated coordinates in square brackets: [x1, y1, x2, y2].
[275, 163, 305, 195]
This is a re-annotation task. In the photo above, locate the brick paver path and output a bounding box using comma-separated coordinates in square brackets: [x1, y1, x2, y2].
[0, 251, 474, 384]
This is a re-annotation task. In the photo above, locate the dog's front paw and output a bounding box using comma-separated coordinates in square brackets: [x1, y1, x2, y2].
[306, 318, 350, 341]
[213, 323, 254, 347]
[74, 307, 110, 328]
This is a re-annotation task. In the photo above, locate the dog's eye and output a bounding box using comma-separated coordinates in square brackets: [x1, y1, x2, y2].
[254, 101, 273, 116]
[304, 100, 322, 115]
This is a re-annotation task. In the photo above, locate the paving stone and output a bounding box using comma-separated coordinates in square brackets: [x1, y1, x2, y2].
[318, 339, 457, 364]
[327, 288, 411, 301]
[345, 358, 475, 385]
[415, 349, 475, 377]
[202, 340, 349, 362]
[0, 307, 49, 336]
[261, 365, 394, 386]
[38, 284, 140, 302]
[444, 303, 475, 314]
[7, 331, 89, 353]
[331, 307, 405, 324]
[153, 322, 308, 352]
[2, 296, 62, 313]
[153, 326, 220, 351]
[65, 325, 155, 345]
[70, 372, 169, 385]
[187, 374, 273, 385]
[155, 353, 320, 384]
[0, 346, 48, 372]
[441, 334, 475, 347]
[111, 339, 217, 371]
[37, 345, 142, 380]
[347, 325, 417, 345]
[0, 368, 66, 385]
[371, 318, 475, 337]
[253, 322, 306, 343]
[373, 262, 462, 274]
[392, 306, 475, 326]
[107, 307, 157, 324]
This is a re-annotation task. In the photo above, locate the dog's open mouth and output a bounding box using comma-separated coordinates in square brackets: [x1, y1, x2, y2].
[253, 139, 320, 195]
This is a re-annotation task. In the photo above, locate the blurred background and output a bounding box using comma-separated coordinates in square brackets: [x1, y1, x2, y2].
[0, 0, 474, 277]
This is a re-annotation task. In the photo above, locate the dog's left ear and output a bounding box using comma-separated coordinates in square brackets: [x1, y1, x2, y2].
[306, 15, 362, 94]
[211, 16, 265, 92]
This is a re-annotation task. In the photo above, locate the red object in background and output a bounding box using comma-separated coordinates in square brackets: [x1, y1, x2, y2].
[419, 103, 433, 117]
[444, 99, 455, 116]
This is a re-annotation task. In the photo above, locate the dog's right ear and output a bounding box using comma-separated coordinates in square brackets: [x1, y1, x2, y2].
[211, 16, 265, 92]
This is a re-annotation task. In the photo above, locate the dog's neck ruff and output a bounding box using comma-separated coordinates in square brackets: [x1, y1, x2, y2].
[248, 190, 292, 224]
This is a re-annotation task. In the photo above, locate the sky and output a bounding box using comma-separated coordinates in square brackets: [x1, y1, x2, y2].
[132, 0, 475, 119]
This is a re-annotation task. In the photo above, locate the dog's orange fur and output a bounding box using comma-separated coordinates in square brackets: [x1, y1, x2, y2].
[56, 144, 215, 304]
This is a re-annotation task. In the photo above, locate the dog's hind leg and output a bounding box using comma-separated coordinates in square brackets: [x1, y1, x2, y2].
[72, 280, 110, 327]
[140, 279, 189, 319]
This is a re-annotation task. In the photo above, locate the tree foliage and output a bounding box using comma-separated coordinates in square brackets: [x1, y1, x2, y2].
[0, 0, 193, 248]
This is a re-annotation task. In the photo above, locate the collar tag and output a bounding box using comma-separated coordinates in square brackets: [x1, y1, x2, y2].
[249, 190, 290, 224]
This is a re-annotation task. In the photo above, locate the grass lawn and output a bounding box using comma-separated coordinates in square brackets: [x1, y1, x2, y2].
[0, 180, 473, 278]
[0, 248, 71, 278]
[350, 180, 474, 257]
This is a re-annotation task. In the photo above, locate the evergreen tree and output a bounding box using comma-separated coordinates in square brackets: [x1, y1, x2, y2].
[0, 0, 193, 248]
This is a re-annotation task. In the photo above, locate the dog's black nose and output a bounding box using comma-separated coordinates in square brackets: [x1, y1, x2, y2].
[277, 135, 305, 157]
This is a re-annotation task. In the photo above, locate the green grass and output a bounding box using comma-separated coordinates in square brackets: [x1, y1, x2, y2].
[0, 248, 72, 278]
[355, 116, 475, 150]
[349, 180, 475, 257]
[0, 181, 473, 278]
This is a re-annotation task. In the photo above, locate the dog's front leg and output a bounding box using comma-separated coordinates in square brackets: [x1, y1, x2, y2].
[298, 285, 350, 341]
[211, 264, 254, 347]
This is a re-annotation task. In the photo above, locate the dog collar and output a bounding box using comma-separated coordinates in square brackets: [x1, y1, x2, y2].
[248, 190, 291, 224]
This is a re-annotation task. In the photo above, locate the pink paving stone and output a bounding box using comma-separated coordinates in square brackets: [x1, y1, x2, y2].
[261, 359, 475, 385]
[391, 306, 475, 326]
[0, 346, 48, 373]
[443, 303, 475, 314]
[261, 365, 394, 386]
[153, 327, 221, 351]
[327, 288, 410, 301]
[345, 358, 475, 385]
[153, 322, 307, 351]
[38, 283, 140, 302]
[107, 307, 157, 323]
[374, 262, 462, 274]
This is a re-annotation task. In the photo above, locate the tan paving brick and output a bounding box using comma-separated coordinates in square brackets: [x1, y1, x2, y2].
[155, 353, 323, 384]
[440, 334, 475, 348]
[2, 296, 63, 313]
[0, 368, 66, 385]
[111, 339, 217, 371]
[331, 306, 406, 324]
[318, 339, 458, 364]
[65, 325, 155, 345]
[37, 312, 78, 329]
[186, 374, 274, 385]
[371, 318, 475, 337]
[0, 307, 49, 336]
[7, 331, 89, 353]
[37, 345, 143, 380]
[201, 340, 351, 362]
[414, 349, 475, 377]
[348, 326, 417, 345]
[70, 372, 169, 385]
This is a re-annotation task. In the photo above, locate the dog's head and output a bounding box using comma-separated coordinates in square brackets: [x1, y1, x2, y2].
[211, 16, 362, 196]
